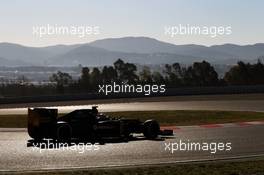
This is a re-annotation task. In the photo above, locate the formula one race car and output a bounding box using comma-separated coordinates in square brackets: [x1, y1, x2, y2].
[28, 106, 172, 141]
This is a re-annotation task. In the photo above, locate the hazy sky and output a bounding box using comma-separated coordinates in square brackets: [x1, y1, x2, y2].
[0, 0, 263, 46]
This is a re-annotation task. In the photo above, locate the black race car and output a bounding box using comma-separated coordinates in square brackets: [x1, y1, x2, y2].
[28, 106, 172, 141]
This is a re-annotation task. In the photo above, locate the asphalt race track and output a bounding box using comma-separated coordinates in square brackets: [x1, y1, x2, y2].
[0, 122, 264, 172]
[1, 95, 264, 172]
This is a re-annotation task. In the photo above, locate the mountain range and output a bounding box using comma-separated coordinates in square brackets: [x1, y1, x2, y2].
[0, 37, 264, 66]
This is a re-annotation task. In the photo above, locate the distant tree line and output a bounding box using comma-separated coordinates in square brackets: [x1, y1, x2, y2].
[224, 61, 264, 85]
[0, 59, 264, 97]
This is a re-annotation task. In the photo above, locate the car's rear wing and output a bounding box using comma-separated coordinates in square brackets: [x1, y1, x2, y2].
[28, 108, 58, 139]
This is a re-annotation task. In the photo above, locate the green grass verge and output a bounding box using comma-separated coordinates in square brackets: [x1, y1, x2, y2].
[8, 159, 264, 175]
[1, 110, 264, 128]
[106, 110, 264, 126]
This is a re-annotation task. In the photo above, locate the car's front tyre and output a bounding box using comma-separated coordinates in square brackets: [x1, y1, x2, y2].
[143, 120, 160, 139]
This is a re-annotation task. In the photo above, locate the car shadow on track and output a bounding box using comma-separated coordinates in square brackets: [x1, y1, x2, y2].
[26, 135, 175, 149]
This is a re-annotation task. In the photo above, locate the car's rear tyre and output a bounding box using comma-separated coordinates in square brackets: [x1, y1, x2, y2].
[143, 120, 160, 139]
[33, 136, 44, 142]
[57, 124, 72, 142]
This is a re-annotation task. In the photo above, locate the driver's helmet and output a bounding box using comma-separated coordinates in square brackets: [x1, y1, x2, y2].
[91, 106, 98, 115]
